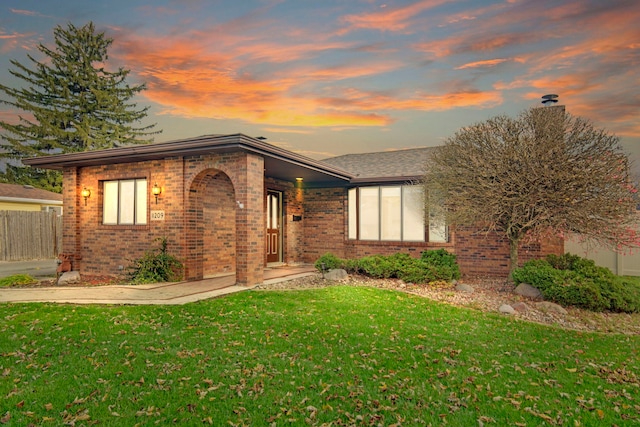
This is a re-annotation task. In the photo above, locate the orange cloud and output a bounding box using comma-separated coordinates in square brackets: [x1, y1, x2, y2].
[317, 87, 502, 112]
[111, 28, 405, 128]
[114, 24, 502, 127]
[341, 0, 450, 33]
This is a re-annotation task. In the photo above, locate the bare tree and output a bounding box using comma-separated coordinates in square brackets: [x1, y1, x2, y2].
[424, 106, 639, 280]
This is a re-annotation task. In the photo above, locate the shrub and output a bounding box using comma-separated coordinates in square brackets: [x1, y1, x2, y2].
[421, 249, 461, 281]
[0, 274, 36, 288]
[314, 253, 344, 272]
[513, 254, 640, 313]
[314, 250, 461, 284]
[127, 237, 184, 284]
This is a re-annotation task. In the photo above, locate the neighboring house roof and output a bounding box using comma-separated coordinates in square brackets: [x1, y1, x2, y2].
[23, 133, 354, 187]
[0, 183, 63, 205]
[322, 147, 435, 184]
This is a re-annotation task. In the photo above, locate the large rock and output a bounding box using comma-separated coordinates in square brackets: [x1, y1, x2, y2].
[535, 301, 568, 315]
[514, 283, 543, 300]
[511, 302, 529, 312]
[455, 283, 474, 293]
[324, 269, 348, 281]
[57, 271, 81, 286]
[499, 304, 515, 314]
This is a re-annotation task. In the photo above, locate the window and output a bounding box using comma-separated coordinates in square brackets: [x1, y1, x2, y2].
[103, 179, 147, 225]
[348, 185, 447, 242]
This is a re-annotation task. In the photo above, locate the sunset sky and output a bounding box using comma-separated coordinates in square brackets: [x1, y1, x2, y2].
[1, 0, 638, 171]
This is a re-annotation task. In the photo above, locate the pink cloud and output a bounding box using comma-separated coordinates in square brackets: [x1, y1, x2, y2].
[455, 58, 509, 70]
[10, 8, 39, 16]
[0, 30, 38, 53]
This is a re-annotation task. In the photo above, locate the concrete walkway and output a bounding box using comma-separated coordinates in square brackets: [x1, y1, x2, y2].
[0, 265, 318, 305]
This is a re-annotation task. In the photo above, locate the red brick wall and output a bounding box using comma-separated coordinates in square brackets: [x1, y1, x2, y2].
[68, 161, 161, 275]
[302, 187, 348, 261]
[454, 226, 563, 278]
[199, 172, 236, 277]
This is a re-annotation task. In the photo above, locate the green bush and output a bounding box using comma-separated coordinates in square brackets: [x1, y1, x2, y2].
[421, 249, 461, 281]
[314, 253, 344, 272]
[0, 274, 37, 288]
[314, 250, 460, 284]
[127, 237, 184, 284]
[513, 254, 640, 313]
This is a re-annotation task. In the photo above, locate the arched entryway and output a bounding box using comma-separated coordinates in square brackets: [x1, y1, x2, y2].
[185, 170, 237, 280]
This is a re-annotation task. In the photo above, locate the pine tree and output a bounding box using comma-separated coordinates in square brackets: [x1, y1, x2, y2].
[0, 22, 159, 192]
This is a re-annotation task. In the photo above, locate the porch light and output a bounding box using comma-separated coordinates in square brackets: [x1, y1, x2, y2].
[152, 183, 162, 204]
[81, 187, 91, 206]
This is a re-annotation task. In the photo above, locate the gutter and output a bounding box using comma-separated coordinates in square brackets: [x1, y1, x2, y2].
[0, 196, 63, 205]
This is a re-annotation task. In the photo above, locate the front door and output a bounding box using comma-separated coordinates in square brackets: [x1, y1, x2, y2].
[266, 191, 282, 263]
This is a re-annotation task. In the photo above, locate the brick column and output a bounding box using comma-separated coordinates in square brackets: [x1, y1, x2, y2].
[61, 167, 80, 267]
[235, 153, 264, 285]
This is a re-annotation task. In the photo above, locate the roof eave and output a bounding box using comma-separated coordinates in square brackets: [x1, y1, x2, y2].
[349, 175, 423, 185]
[22, 133, 354, 182]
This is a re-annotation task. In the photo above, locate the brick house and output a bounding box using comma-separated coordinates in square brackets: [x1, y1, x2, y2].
[24, 133, 562, 285]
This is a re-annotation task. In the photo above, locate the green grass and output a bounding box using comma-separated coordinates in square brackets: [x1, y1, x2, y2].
[1, 286, 639, 426]
[0, 274, 36, 288]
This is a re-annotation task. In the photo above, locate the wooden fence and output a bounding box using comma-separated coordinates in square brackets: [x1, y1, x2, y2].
[0, 211, 62, 261]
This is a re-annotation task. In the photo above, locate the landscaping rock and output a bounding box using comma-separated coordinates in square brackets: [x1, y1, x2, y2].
[535, 301, 568, 315]
[324, 269, 348, 280]
[499, 304, 515, 314]
[514, 283, 543, 300]
[511, 302, 529, 313]
[456, 283, 474, 293]
[57, 271, 81, 286]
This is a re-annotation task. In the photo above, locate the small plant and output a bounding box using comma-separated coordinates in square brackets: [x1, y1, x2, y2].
[126, 237, 184, 284]
[0, 274, 37, 288]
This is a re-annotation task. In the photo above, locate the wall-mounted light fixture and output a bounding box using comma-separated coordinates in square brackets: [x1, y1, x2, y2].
[152, 183, 162, 204]
[81, 187, 91, 206]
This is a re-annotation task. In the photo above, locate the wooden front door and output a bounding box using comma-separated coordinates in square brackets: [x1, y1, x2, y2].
[266, 191, 282, 263]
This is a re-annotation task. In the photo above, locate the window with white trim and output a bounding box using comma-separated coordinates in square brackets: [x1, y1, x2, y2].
[103, 179, 147, 225]
[348, 185, 448, 242]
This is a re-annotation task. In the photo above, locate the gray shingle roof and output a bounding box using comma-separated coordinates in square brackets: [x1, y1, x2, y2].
[322, 147, 435, 181]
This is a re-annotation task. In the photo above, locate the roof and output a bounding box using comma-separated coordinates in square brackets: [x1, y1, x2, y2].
[22, 133, 436, 187]
[23, 134, 354, 187]
[322, 147, 435, 183]
[0, 183, 63, 204]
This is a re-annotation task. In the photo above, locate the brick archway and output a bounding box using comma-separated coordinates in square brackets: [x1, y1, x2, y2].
[185, 169, 237, 280]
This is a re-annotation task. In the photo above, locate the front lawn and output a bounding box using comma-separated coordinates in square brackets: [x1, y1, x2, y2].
[1, 286, 638, 426]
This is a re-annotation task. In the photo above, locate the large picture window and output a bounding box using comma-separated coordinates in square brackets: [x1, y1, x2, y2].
[103, 179, 147, 225]
[348, 185, 447, 243]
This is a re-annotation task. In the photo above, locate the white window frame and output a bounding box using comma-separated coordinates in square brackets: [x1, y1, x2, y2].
[102, 179, 148, 225]
[348, 185, 448, 243]
[349, 185, 447, 242]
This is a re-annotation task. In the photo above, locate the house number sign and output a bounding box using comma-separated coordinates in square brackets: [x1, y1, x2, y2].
[150, 210, 165, 221]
